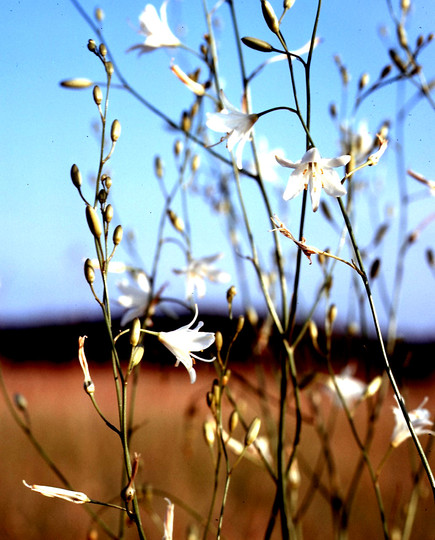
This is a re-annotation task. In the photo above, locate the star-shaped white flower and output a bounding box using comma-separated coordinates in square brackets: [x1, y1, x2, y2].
[276, 147, 350, 212]
[173, 254, 231, 299]
[158, 306, 215, 383]
[323, 366, 381, 409]
[206, 91, 258, 169]
[117, 271, 151, 326]
[128, 1, 180, 54]
[391, 397, 435, 448]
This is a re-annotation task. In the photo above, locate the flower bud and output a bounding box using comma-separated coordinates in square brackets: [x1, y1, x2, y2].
[86, 205, 102, 239]
[105, 61, 114, 76]
[261, 0, 280, 35]
[370, 258, 381, 280]
[104, 204, 113, 223]
[93, 85, 103, 105]
[221, 369, 231, 386]
[102, 174, 112, 190]
[191, 154, 200, 172]
[111, 119, 121, 142]
[241, 36, 274, 52]
[174, 139, 183, 157]
[113, 224, 123, 246]
[327, 304, 337, 327]
[98, 189, 107, 204]
[426, 248, 434, 268]
[14, 393, 28, 412]
[226, 285, 237, 303]
[284, 0, 296, 8]
[245, 417, 261, 446]
[84, 258, 95, 284]
[203, 420, 215, 447]
[99, 43, 107, 57]
[167, 209, 184, 232]
[358, 72, 369, 91]
[87, 39, 97, 52]
[70, 164, 82, 189]
[130, 318, 141, 347]
[95, 7, 104, 21]
[128, 345, 144, 373]
[60, 78, 93, 89]
[389, 49, 407, 73]
[215, 331, 223, 353]
[181, 111, 191, 132]
[154, 156, 164, 179]
[380, 64, 392, 79]
[229, 410, 239, 433]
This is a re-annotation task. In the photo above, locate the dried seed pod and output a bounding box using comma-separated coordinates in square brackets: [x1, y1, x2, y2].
[70, 164, 82, 189]
[111, 119, 121, 142]
[113, 224, 123, 246]
[86, 205, 102, 239]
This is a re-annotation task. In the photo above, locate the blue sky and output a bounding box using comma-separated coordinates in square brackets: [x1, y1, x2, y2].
[2, 0, 435, 339]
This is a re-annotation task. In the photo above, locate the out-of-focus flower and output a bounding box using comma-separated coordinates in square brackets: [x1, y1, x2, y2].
[367, 134, 388, 166]
[408, 169, 435, 196]
[391, 397, 435, 448]
[220, 428, 272, 467]
[323, 365, 382, 409]
[117, 271, 151, 326]
[162, 498, 174, 540]
[340, 121, 373, 163]
[206, 90, 258, 169]
[90, 259, 128, 274]
[170, 63, 205, 96]
[23, 481, 90, 504]
[78, 336, 95, 395]
[128, 1, 180, 54]
[276, 147, 350, 212]
[158, 305, 215, 383]
[173, 254, 230, 299]
[247, 136, 285, 184]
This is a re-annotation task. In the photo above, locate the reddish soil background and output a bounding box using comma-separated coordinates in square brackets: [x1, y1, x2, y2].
[1, 356, 434, 540]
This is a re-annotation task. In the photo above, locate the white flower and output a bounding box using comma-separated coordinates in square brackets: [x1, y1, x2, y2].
[340, 121, 373, 163]
[391, 397, 435, 448]
[128, 1, 180, 54]
[158, 305, 215, 383]
[323, 365, 382, 408]
[206, 91, 258, 169]
[23, 481, 90, 504]
[117, 271, 151, 326]
[173, 254, 231, 299]
[276, 147, 350, 212]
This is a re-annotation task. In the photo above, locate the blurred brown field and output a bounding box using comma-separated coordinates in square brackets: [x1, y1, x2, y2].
[1, 359, 434, 540]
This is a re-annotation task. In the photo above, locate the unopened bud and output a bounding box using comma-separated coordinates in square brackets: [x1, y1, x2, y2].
[221, 369, 231, 386]
[370, 258, 381, 280]
[241, 36, 274, 52]
[397, 25, 408, 48]
[181, 111, 191, 132]
[308, 319, 318, 344]
[128, 345, 144, 373]
[95, 7, 104, 21]
[84, 258, 95, 284]
[99, 43, 107, 57]
[105, 61, 114, 76]
[86, 205, 102, 239]
[60, 78, 93, 89]
[113, 224, 123, 246]
[203, 421, 215, 446]
[245, 417, 261, 446]
[229, 410, 239, 433]
[236, 315, 245, 335]
[130, 318, 141, 347]
[358, 72, 369, 91]
[93, 85, 103, 105]
[329, 103, 337, 118]
[389, 49, 407, 73]
[14, 393, 28, 412]
[102, 175, 112, 190]
[104, 204, 113, 223]
[98, 189, 107, 204]
[380, 64, 392, 78]
[426, 248, 434, 267]
[167, 209, 184, 232]
[401, 0, 410, 14]
[154, 156, 164, 179]
[191, 154, 200, 172]
[88, 39, 97, 52]
[284, 0, 296, 8]
[111, 119, 121, 142]
[174, 139, 183, 156]
[327, 304, 337, 327]
[212, 380, 221, 404]
[71, 164, 82, 189]
[366, 376, 382, 398]
[261, 0, 280, 35]
[215, 331, 223, 353]
[226, 285, 237, 303]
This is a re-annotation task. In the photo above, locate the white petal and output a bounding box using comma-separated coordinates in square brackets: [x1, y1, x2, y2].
[283, 172, 306, 201]
[322, 155, 351, 168]
[275, 155, 298, 169]
[301, 147, 320, 163]
[309, 176, 322, 212]
[321, 169, 347, 197]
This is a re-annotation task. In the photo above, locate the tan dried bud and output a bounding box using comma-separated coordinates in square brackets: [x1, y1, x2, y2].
[397, 25, 408, 48]
[229, 410, 239, 433]
[86, 205, 102, 239]
[167, 209, 185, 232]
[113, 224, 123, 246]
[104, 204, 113, 223]
[99, 43, 107, 57]
[329, 103, 337, 118]
[416, 35, 424, 48]
[181, 111, 191, 132]
[130, 318, 141, 347]
[70, 164, 82, 189]
[428, 33, 434, 43]
[213, 381, 221, 404]
[93, 85, 103, 105]
[203, 420, 215, 446]
[154, 156, 164, 179]
[366, 376, 382, 398]
[174, 139, 183, 156]
[389, 49, 407, 73]
[103, 175, 112, 190]
[236, 315, 245, 335]
[401, 0, 410, 14]
[111, 119, 121, 142]
[226, 285, 237, 303]
[241, 36, 274, 52]
[380, 64, 392, 78]
[261, 0, 280, 35]
[308, 319, 318, 343]
[215, 331, 223, 353]
[288, 459, 301, 489]
[327, 304, 337, 327]
[191, 154, 200, 172]
[87, 39, 97, 52]
[245, 417, 261, 446]
[206, 391, 214, 408]
[60, 78, 93, 89]
[84, 258, 95, 284]
[408, 230, 419, 244]
[221, 370, 231, 386]
[14, 393, 28, 412]
[370, 258, 381, 280]
[426, 248, 434, 267]
[358, 72, 370, 91]
[95, 7, 104, 21]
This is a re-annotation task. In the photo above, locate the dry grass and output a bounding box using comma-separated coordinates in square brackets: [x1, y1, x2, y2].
[1, 360, 434, 539]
